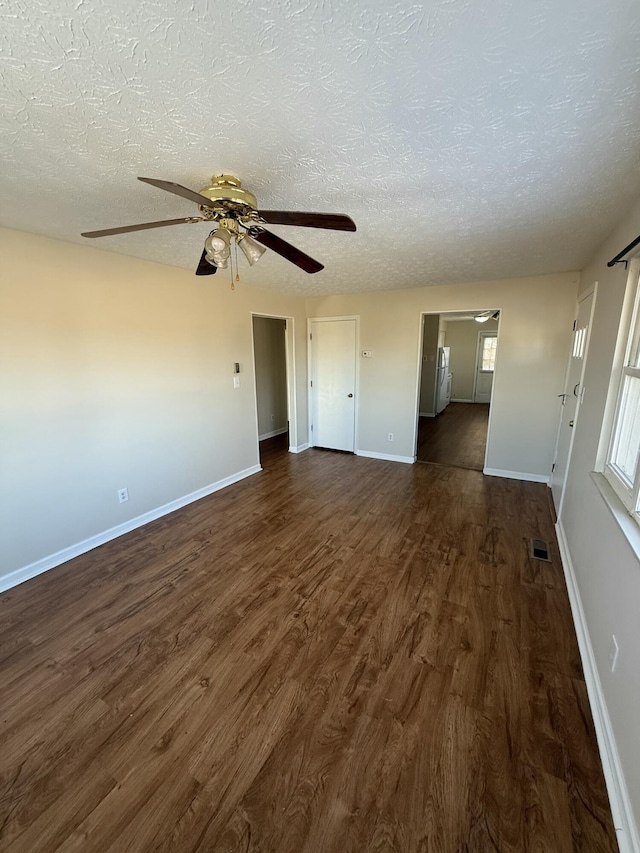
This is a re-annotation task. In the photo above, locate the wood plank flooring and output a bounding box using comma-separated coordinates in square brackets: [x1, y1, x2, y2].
[0, 443, 617, 852]
[418, 402, 489, 470]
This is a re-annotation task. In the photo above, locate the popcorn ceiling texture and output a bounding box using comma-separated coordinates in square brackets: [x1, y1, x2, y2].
[2, 0, 640, 295]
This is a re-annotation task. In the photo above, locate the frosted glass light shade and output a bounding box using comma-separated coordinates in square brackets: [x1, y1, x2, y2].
[238, 234, 266, 266]
[205, 228, 231, 260]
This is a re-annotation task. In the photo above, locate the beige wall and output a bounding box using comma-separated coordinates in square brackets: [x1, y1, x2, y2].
[443, 317, 499, 401]
[0, 228, 308, 581]
[253, 316, 288, 438]
[306, 272, 578, 475]
[419, 314, 440, 415]
[560, 197, 640, 832]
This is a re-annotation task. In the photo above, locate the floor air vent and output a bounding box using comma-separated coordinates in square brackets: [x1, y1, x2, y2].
[530, 538, 551, 562]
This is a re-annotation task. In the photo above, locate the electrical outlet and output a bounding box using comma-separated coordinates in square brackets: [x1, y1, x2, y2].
[609, 635, 619, 672]
[388, 433, 394, 442]
[117, 487, 129, 504]
[271, 413, 275, 421]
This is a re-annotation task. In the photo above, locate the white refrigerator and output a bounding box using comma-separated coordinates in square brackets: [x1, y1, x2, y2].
[436, 347, 452, 414]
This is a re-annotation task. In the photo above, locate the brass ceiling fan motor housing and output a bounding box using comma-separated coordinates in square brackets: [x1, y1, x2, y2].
[197, 175, 258, 218]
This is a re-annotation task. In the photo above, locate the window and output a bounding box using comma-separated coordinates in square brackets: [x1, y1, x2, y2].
[480, 334, 497, 371]
[605, 261, 640, 514]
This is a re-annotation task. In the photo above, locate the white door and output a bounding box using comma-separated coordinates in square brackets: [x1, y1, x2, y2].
[310, 318, 357, 451]
[550, 288, 596, 515]
[474, 332, 497, 403]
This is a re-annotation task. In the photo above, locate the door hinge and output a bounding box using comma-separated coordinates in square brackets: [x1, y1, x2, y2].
[310, 333, 313, 340]
[311, 424, 313, 431]
[573, 319, 577, 331]
[551, 462, 556, 473]
[310, 380, 313, 387]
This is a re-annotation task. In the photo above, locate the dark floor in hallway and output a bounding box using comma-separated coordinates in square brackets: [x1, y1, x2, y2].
[418, 402, 489, 470]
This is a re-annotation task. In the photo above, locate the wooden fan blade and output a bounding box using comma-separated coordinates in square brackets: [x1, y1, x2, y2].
[82, 217, 202, 238]
[138, 177, 216, 208]
[257, 211, 356, 231]
[251, 228, 323, 273]
[195, 249, 217, 276]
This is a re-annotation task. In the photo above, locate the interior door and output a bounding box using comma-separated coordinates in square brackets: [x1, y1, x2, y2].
[310, 318, 357, 451]
[474, 332, 497, 403]
[550, 289, 596, 514]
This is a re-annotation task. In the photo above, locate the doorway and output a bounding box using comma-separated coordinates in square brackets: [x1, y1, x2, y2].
[550, 286, 596, 515]
[415, 310, 500, 471]
[252, 314, 296, 466]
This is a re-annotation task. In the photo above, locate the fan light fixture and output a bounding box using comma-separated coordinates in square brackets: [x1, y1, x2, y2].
[475, 310, 500, 323]
[205, 227, 232, 268]
[81, 173, 357, 278]
[237, 233, 267, 266]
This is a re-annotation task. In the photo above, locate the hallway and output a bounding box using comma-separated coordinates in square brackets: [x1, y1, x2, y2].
[417, 402, 489, 470]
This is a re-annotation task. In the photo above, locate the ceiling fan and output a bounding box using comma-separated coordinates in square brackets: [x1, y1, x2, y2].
[81, 175, 356, 276]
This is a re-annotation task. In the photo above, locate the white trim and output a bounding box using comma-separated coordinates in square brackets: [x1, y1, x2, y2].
[556, 521, 640, 853]
[259, 427, 288, 441]
[0, 465, 262, 594]
[412, 312, 428, 460]
[483, 467, 550, 484]
[450, 397, 474, 403]
[289, 442, 310, 454]
[356, 449, 414, 464]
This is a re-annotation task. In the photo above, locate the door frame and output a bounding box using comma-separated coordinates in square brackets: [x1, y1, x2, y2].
[413, 309, 502, 470]
[472, 329, 498, 403]
[550, 283, 597, 518]
[250, 312, 299, 457]
[308, 316, 360, 451]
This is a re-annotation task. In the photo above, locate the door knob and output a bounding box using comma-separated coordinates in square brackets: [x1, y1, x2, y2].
[347, 393, 353, 398]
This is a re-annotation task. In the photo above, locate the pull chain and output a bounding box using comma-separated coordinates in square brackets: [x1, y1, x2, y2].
[234, 239, 240, 283]
[230, 240, 235, 291]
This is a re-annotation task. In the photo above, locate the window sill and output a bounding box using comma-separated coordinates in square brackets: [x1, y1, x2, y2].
[590, 471, 640, 563]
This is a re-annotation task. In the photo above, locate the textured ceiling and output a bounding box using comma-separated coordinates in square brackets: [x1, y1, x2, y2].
[2, 0, 640, 295]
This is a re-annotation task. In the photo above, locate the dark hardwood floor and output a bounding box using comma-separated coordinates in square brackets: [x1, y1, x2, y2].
[0, 446, 617, 852]
[418, 402, 489, 470]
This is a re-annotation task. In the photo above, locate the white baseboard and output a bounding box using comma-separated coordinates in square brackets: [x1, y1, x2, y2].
[356, 449, 414, 464]
[289, 443, 309, 454]
[419, 411, 437, 418]
[556, 521, 639, 853]
[483, 467, 550, 484]
[0, 464, 263, 595]
[450, 397, 474, 403]
[259, 427, 288, 441]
